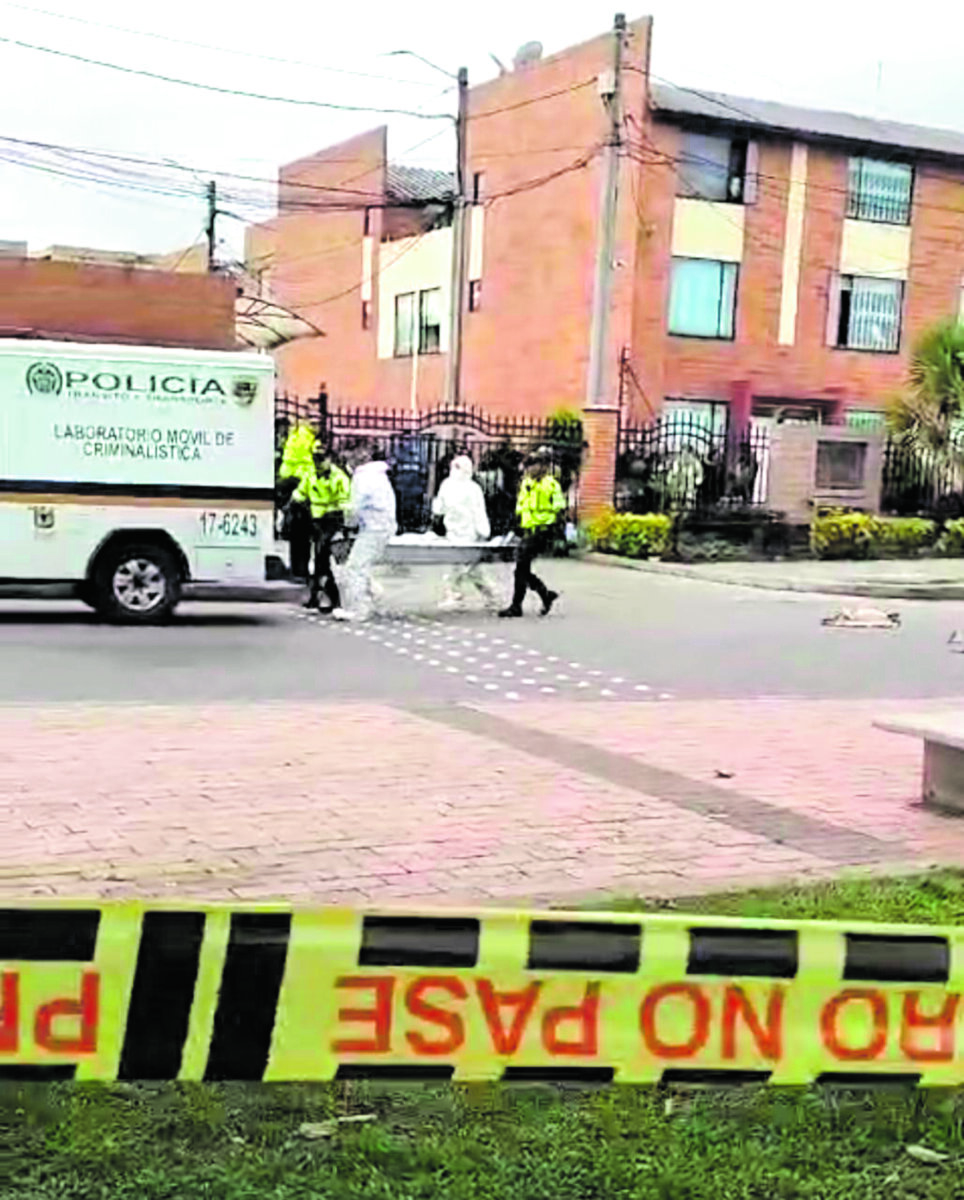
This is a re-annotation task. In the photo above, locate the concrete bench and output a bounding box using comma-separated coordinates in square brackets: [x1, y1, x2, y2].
[874, 712, 964, 813]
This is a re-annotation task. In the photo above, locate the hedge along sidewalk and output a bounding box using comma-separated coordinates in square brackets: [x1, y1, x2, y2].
[583, 553, 964, 601]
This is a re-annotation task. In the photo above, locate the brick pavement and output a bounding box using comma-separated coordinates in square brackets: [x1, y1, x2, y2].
[1, 696, 961, 907]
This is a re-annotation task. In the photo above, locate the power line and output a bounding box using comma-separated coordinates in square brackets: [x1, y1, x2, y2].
[0, 34, 452, 120]
[0, 0, 440, 86]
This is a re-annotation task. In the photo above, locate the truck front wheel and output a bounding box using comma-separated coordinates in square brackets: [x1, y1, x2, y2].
[93, 542, 181, 624]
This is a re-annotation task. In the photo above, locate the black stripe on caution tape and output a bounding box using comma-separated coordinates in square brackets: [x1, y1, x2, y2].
[359, 916, 479, 968]
[0, 908, 100, 961]
[0, 1065, 78, 1081]
[843, 934, 949, 983]
[119, 911, 205, 1081]
[527, 920, 641, 973]
[687, 928, 798, 978]
[205, 912, 291, 1081]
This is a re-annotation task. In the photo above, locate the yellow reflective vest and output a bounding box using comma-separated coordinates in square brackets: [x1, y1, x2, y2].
[516, 474, 566, 530]
[280, 425, 317, 489]
[306, 466, 351, 519]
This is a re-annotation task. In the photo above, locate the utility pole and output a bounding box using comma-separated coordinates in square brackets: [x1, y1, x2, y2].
[585, 13, 626, 409]
[205, 179, 217, 272]
[445, 66, 469, 409]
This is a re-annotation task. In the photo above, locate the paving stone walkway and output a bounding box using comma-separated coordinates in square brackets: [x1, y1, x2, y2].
[1, 695, 959, 908]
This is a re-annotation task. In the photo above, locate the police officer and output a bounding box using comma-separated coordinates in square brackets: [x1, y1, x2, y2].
[500, 450, 565, 618]
[279, 421, 317, 582]
[304, 446, 351, 612]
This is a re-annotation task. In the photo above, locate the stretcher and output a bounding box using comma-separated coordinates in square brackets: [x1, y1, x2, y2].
[331, 531, 519, 566]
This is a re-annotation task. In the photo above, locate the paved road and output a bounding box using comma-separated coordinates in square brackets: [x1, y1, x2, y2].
[2, 559, 964, 703]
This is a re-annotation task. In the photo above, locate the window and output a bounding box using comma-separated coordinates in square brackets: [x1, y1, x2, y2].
[418, 287, 442, 353]
[677, 131, 749, 202]
[363, 207, 374, 236]
[663, 399, 729, 436]
[816, 440, 868, 490]
[393, 292, 415, 356]
[847, 158, 912, 224]
[361, 299, 372, 331]
[668, 258, 737, 339]
[834, 275, 903, 352]
[472, 172, 484, 204]
[394, 288, 443, 355]
[469, 280, 481, 312]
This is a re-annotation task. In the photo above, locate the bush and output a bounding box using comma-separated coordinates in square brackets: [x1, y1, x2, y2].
[811, 510, 938, 559]
[585, 510, 672, 559]
[936, 517, 964, 556]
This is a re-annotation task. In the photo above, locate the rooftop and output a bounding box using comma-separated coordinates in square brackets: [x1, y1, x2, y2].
[385, 164, 455, 204]
[651, 81, 964, 162]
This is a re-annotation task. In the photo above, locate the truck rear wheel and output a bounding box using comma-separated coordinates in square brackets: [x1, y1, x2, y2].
[93, 542, 181, 624]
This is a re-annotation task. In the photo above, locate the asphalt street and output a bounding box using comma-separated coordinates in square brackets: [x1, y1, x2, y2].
[1, 559, 964, 703]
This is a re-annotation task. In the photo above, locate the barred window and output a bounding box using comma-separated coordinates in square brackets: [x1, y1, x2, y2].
[835, 275, 903, 353]
[847, 158, 913, 225]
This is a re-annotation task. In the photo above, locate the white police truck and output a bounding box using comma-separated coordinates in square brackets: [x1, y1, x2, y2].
[0, 339, 276, 622]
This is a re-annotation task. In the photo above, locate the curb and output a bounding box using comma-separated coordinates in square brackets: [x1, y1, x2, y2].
[583, 553, 964, 602]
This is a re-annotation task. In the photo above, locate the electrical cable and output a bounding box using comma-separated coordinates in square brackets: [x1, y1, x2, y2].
[0, 34, 452, 119]
[0, 0, 440, 85]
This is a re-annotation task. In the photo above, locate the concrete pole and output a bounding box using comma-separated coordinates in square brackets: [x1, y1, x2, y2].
[445, 67, 469, 409]
[584, 14, 626, 409]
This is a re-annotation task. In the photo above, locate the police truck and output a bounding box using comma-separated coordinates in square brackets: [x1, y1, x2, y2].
[0, 338, 276, 622]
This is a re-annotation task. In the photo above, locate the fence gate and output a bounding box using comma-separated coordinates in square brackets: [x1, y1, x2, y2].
[615, 413, 770, 515]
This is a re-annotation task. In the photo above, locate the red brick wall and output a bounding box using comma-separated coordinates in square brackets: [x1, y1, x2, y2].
[272, 128, 386, 402]
[630, 127, 964, 422]
[463, 17, 651, 417]
[0, 260, 236, 350]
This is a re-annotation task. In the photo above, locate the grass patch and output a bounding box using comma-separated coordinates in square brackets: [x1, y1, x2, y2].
[3, 872, 964, 1199]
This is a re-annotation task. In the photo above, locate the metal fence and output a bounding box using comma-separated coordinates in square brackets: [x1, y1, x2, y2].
[275, 396, 584, 535]
[615, 413, 771, 515]
[325, 405, 583, 534]
[881, 434, 964, 519]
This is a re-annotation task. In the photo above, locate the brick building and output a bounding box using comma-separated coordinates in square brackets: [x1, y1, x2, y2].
[251, 14, 964, 440]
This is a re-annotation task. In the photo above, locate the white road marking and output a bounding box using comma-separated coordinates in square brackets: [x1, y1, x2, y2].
[601, 689, 616, 698]
[577, 681, 590, 689]
[611, 677, 625, 684]
[501, 671, 514, 678]
[635, 685, 650, 692]
[505, 691, 520, 700]
[540, 686, 557, 695]
[428, 659, 440, 666]
[484, 683, 499, 691]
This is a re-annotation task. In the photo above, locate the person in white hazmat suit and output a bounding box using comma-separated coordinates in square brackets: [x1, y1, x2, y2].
[432, 455, 500, 612]
[333, 448, 397, 623]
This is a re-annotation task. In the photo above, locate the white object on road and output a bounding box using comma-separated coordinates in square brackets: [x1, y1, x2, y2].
[0, 338, 275, 623]
[822, 607, 901, 629]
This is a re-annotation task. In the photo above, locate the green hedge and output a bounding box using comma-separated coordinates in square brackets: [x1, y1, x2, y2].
[937, 518, 964, 557]
[586, 510, 672, 559]
[811, 510, 938, 559]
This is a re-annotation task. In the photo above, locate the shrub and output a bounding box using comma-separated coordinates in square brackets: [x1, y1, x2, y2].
[585, 510, 672, 559]
[874, 516, 938, 557]
[937, 517, 964, 556]
[811, 509, 938, 559]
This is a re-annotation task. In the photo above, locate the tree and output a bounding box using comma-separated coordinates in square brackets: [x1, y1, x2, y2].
[888, 320, 964, 453]
[886, 320, 964, 514]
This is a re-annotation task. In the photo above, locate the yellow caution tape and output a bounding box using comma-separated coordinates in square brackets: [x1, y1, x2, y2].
[2, 901, 963, 1084]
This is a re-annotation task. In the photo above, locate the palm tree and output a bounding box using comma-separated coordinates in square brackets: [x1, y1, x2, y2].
[887, 321, 964, 511]
[888, 320, 964, 451]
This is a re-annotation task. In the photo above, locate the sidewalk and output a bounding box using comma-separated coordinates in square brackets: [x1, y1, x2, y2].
[1, 697, 961, 908]
[587, 553, 964, 600]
